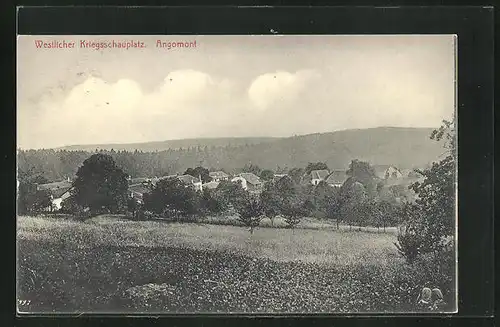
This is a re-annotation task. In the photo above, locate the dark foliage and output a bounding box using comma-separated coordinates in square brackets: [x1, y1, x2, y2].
[281, 196, 308, 229]
[259, 169, 275, 181]
[259, 181, 281, 223]
[72, 154, 129, 216]
[287, 167, 305, 184]
[235, 194, 264, 234]
[215, 180, 247, 211]
[199, 188, 225, 215]
[143, 178, 200, 219]
[396, 117, 455, 261]
[346, 159, 378, 197]
[184, 167, 212, 183]
[17, 183, 52, 214]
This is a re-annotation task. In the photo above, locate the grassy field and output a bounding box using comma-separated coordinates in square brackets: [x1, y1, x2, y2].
[16, 215, 454, 314]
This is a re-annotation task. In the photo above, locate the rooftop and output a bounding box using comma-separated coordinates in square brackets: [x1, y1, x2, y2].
[209, 171, 229, 178]
[238, 172, 262, 185]
[310, 169, 330, 180]
[178, 175, 201, 184]
[325, 170, 348, 185]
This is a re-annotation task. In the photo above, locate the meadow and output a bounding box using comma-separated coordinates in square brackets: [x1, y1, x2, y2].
[16, 215, 454, 313]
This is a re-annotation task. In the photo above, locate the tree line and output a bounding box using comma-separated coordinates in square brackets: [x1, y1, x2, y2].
[17, 145, 301, 184]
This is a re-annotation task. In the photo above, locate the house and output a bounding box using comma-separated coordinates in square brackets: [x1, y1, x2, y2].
[309, 169, 330, 185]
[385, 166, 403, 179]
[325, 170, 348, 187]
[209, 171, 229, 182]
[373, 165, 403, 180]
[51, 187, 72, 211]
[373, 165, 392, 179]
[37, 180, 73, 211]
[406, 169, 423, 179]
[273, 174, 288, 182]
[150, 174, 177, 186]
[177, 174, 202, 191]
[129, 183, 151, 204]
[37, 180, 72, 192]
[202, 181, 220, 190]
[231, 173, 263, 192]
[231, 176, 248, 190]
[129, 177, 152, 185]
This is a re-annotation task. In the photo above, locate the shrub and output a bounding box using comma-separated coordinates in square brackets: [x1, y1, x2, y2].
[394, 220, 425, 264]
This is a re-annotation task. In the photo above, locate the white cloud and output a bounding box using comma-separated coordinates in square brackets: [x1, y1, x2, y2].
[247, 70, 320, 111]
[19, 70, 236, 148]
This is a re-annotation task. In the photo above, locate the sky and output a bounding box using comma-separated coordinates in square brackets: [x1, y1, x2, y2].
[17, 35, 456, 149]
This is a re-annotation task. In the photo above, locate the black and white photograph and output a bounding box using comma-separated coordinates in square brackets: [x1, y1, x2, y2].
[16, 35, 457, 314]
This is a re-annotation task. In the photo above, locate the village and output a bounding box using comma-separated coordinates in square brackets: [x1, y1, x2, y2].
[34, 163, 422, 213]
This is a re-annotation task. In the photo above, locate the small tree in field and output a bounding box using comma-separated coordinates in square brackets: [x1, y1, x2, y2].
[367, 199, 397, 232]
[260, 181, 281, 226]
[236, 194, 264, 234]
[324, 192, 342, 229]
[281, 196, 307, 229]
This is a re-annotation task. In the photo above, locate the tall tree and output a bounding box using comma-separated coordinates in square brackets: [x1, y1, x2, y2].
[72, 153, 129, 215]
[288, 167, 304, 184]
[346, 159, 377, 186]
[396, 116, 456, 260]
[345, 159, 378, 197]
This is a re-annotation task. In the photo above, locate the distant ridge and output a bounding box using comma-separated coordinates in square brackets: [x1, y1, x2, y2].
[49, 127, 443, 170]
[55, 136, 279, 152]
[54, 127, 437, 152]
[17, 127, 446, 182]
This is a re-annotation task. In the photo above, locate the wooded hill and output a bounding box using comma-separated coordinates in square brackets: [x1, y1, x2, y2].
[18, 127, 444, 182]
